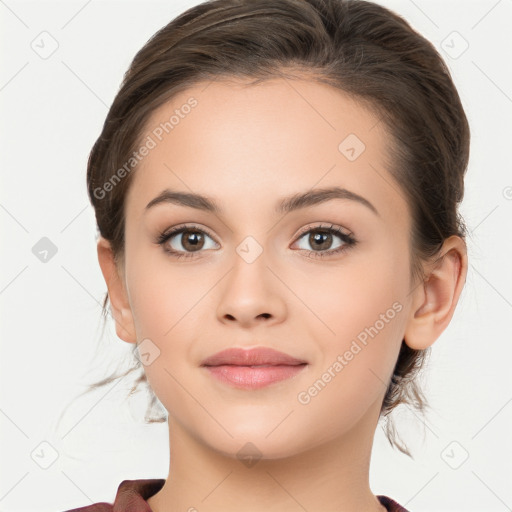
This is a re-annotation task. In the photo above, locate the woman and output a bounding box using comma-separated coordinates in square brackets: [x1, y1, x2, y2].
[65, 0, 469, 510]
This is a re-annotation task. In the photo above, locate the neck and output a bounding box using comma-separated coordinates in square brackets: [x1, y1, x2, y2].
[147, 398, 387, 512]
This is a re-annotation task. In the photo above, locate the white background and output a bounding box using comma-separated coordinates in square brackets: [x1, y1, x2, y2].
[1, 0, 511, 511]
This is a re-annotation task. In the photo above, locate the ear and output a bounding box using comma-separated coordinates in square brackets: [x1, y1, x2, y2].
[404, 235, 468, 351]
[96, 236, 137, 344]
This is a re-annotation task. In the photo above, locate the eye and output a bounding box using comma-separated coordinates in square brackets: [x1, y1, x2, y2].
[291, 223, 357, 259]
[155, 222, 357, 260]
[156, 224, 219, 259]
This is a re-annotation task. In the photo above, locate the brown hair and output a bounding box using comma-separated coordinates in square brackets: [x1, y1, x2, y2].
[81, 0, 470, 457]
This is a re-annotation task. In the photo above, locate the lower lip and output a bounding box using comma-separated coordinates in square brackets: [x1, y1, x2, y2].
[203, 364, 307, 389]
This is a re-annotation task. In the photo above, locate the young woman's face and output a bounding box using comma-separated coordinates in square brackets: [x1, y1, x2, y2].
[121, 77, 416, 458]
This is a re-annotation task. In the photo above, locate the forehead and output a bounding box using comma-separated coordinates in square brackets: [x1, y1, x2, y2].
[126, 77, 407, 226]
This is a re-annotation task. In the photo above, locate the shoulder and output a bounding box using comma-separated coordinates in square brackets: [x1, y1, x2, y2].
[377, 494, 410, 512]
[62, 478, 165, 512]
[62, 503, 112, 512]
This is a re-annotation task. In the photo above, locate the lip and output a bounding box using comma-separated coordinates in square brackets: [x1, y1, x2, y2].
[200, 347, 307, 367]
[201, 347, 308, 390]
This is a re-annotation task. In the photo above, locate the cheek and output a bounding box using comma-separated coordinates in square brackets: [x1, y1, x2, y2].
[293, 257, 407, 436]
[311, 252, 405, 333]
[125, 256, 203, 412]
[305, 247, 408, 381]
[126, 240, 201, 339]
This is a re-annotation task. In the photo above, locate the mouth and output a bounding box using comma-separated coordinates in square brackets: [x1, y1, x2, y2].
[200, 346, 307, 367]
[202, 362, 308, 390]
[200, 346, 308, 389]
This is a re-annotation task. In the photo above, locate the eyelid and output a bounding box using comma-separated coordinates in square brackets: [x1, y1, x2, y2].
[293, 222, 353, 240]
[158, 223, 219, 243]
[158, 222, 353, 246]
[156, 221, 357, 260]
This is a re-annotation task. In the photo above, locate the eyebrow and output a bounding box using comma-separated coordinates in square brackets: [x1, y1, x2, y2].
[145, 186, 379, 217]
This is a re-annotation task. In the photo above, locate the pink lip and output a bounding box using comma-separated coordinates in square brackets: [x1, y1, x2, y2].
[201, 347, 308, 390]
[201, 347, 307, 366]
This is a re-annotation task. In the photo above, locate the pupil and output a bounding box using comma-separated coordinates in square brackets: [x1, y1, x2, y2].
[311, 231, 331, 250]
[184, 231, 203, 250]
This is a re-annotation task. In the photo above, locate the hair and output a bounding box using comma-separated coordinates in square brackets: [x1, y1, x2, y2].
[79, 0, 470, 458]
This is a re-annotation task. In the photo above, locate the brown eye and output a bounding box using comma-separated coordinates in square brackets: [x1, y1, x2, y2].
[157, 224, 219, 259]
[307, 230, 334, 251]
[177, 229, 206, 252]
[292, 224, 357, 259]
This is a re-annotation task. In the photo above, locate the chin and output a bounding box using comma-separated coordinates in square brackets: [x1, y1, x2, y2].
[198, 426, 309, 463]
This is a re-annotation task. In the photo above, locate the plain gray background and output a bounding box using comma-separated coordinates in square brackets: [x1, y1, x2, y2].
[1, 0, 511, 510]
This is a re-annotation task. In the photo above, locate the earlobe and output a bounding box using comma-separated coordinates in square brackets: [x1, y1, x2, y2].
[404, 235, 468, 351]
[96, 236, 137, 344]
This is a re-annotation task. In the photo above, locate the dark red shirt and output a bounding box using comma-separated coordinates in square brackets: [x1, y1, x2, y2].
[63, 478, 410, 511]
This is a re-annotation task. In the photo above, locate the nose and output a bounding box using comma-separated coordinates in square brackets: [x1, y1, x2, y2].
[215, 248, 287, 328]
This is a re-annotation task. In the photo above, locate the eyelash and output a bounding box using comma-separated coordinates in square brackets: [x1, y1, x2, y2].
[155, 223, 357, 260]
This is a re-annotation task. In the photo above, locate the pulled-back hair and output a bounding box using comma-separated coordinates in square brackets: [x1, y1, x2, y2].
[82, 0, 470, 457]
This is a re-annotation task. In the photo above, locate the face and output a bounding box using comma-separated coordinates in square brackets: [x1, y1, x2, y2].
[118, 76, 416, 459]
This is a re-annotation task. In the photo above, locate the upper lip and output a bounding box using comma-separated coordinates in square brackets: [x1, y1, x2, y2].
[201, 347, 307, 366]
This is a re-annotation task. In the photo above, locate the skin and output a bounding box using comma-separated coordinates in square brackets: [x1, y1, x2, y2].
[97, 76, 467, 512]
